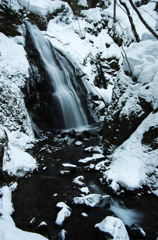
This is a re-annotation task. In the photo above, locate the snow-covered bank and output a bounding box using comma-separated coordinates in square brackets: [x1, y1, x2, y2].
[0, 185, 48, 240]
[104, 111, 158, 192]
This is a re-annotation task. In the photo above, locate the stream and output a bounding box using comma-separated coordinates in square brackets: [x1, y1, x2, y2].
[12, 129, 158, 240]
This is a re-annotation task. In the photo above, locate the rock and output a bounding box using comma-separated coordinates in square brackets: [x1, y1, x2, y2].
[84, 145, 103, 154]
[36, 221, 49, 235]
[55, 202, 71, 227]
[94, 216, 129, 240]
[129, 224, 146, 238]
[60, 170, 70, 175]
[73, 193, 110, 208]
[51, 229, 67, 240]
[73, 175, 85, 186]
[78, 153, 105, 164]
[80, 186, 90, 194]
[28, 217, 36, 227]
[75, 141, 83, 146]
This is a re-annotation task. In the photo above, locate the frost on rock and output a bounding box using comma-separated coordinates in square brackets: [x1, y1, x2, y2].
[73, 193, 110, 208]
[95, 216, 129, 240]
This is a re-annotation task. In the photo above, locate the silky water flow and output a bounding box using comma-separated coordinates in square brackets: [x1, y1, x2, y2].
[25, 21, 88, 130]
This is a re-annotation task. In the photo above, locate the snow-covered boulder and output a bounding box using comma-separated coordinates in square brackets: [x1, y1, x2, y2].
[73, 193, 110, 208]
[103, 111, 158, 192]
[94, 216, 129, 240]
[129, 224, 146, 238]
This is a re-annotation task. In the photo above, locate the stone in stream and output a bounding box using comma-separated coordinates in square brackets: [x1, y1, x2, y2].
[51, 229, 67, 240]
[73, 193, 110, 208]
[129, 224, 146, 238]
[73, 175, 85, 186]
[28, 217, 36, 227]
[55, 202, 71, 227]
[36, 221, 50, 235]
[94, 216, 129, 240]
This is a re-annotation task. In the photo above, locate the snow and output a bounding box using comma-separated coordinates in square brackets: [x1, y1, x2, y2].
[0, 186, 48, 240]
[73, 175, 85, 186]
[104, 111, 158, 191]
[78, 0, 88, 7]
[80, 186, 90, 194]
[55, 202, 71, 227]
[75, 141, 83, 146]
[62, 163, 77, 168]
[81, 212, 88, 217]
[0, 218, 48, 240]
[78, 153, 105, 164]
[74, 193, 110, 207]
[95, 216, 129, 240]
[18, 0, 72, 16]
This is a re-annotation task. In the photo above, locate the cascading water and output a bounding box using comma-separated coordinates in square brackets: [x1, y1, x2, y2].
[25, 21, 88, 130]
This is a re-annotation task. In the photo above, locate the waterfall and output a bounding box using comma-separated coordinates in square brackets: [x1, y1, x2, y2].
[25, 21, 88, 130]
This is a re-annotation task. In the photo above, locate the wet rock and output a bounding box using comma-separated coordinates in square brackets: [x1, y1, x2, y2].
[95, 216, 129, 240]
[36, 221, 49, 235]
[51, 229, 67, 240]
[129, 224, 146, 238]
[28, 217, 36, 227]
[73, 193, 110, 208]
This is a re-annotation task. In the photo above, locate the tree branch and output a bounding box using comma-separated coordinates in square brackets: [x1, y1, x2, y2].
[128, 0, 158, 40]
[119, 0, 140, 42]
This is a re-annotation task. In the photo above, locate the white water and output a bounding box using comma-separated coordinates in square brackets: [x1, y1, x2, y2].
[25, 21, 88, 129]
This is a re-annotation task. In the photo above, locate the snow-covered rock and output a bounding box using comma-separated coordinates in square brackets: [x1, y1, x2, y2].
[103, 111, 158, 192]
[0, 33, 33, 135]
[55, 202, 71, 227]
[73, 193, 110, 208]
[73, 175, 85, 186]
[78, 153, 105, 164]
[94, 216, 129, 240]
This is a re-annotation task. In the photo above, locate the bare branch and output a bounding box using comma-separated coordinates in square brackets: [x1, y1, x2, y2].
[129, 0, 158, 40]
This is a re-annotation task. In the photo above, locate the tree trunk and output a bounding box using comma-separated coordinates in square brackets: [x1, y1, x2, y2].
[113, 0, 117, 23]
[128, 0, 158, 40]
[119, 0, 140, 42]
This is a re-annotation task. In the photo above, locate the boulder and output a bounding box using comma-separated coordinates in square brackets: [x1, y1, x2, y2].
[95, 216, 129, 240]
[73, 193, 110, 208]
[129, 224, 146, 238]
[55, 202, 71, 227]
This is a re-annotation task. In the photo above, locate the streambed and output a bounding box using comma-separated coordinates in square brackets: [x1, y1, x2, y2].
[12, 133, 158, 240]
